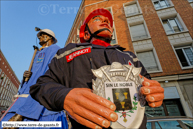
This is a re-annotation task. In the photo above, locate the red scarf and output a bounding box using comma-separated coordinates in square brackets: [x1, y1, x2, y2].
[91, 39, 111, 47]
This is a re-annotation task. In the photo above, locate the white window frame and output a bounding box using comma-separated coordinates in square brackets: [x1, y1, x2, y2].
[188, 0, 193, 2]
[76, 21, 82, 43]
[105, 7, 118, 45]
[2, 75, 6, 87]
[1, 100, 4, 106]
[135, 48, 163, 73]
[0, 87, 3, 95]
[3, 101, 5, 106]
[2, 89, 5, 99]
[189, 1, 193, 8]
[14, 86, 17, 94]
[152, 0, 171, 10]
[11, 83, 14, 93]
[71, 35, 76, 43]
[111, 28, 118, 45]
[4, 78, 9, 88]
[3, 92, 7, 100]
[172, 45, 193, 69]
[162, 17, 183, 34]
[123, 1, 142, 17]
[160, 14, 188, 35]
[128, 21, 151, 41]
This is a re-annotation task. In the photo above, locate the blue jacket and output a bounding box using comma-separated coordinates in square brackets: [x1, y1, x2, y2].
[30, 43, 150, 128]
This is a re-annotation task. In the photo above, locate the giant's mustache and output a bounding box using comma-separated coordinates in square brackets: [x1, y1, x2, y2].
[94, 28, 112, 35]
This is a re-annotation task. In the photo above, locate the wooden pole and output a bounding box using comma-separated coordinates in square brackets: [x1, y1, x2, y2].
[25, 46, 39, 82]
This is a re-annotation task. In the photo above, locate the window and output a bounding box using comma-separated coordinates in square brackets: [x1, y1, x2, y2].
[5, 91, 8, 99]
[146, 105, 165, 117]
[175, 46, 193, 67]
[124, 3, 140, 17]
[130, 24, 148, 41]
[72, 35, 76, 43]
[4, 78, 8, 88]
[111, 30, 117, 45]
[153, 0, 170, 10]
[76, 22, 82, 43]
[2, 101, 5, 106]
[0, 72, 4, 83]
[137, 50, 159, 72]
[0, 87, 3, 95]
[1, 75, 6, 86]
[1, 89, 5, 98]
[7, 80, 10, 89]
[0, 68, 2, 75]
[162, 17, 183, 34]
[145, 99, 185, 117]
[2, 91, 6, 99]
[106, 7, 118, 45]
[0, 100, 3, 105]
[76, 34, 80, 43]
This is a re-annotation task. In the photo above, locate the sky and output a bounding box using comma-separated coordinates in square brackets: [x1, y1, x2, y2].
[0, 0, 82, 82]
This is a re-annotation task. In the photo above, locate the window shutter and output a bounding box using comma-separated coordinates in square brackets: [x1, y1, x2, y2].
[125, 4, 139, 16]
[137, 51, 159, 71]
[130, 24, 148, 40]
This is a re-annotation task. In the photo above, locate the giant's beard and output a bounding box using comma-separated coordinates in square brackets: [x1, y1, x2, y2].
[39, 38, 50, 46]
[39, 41, 47, 46]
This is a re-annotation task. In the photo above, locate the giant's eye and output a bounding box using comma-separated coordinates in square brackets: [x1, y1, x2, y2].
[93, 18, 101, 22]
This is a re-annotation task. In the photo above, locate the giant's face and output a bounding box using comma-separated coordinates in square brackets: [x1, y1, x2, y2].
[38, 33, 51, 46]
[87, 15, 113, 39]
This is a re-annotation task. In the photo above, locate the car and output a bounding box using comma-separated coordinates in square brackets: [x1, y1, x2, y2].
[147, 116, 193, 129]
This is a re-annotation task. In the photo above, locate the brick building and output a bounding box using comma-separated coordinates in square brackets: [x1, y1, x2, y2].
[0, 50, 20, 112]
[65, 0, 193, 117]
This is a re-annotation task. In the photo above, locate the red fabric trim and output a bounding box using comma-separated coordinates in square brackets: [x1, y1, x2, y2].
[92, 39, 111, 47]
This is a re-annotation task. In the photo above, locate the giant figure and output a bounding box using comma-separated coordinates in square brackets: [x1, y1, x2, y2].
[30, 9, 164, 129]
[0, 29, 68, 129]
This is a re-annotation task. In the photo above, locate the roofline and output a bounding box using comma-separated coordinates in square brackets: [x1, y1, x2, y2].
[0, 49, 20, 84]
[65, 0, 85, 46]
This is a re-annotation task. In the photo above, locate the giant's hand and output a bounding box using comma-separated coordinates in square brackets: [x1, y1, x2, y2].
[140, 76, 164, 107]
[23, 70, 32, 78]
[63, 88, 118, 129]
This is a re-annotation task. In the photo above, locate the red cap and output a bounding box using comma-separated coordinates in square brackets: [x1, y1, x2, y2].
[79, 8, 113, 43]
